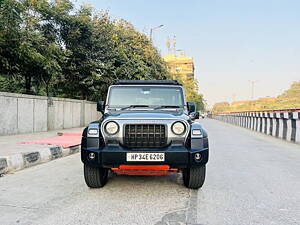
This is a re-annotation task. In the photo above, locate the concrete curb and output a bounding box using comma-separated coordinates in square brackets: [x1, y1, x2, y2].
[0, 145, 80, 175]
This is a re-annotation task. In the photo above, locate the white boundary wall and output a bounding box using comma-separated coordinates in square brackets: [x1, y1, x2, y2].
[213, 111, 300, 145]
[0, 92, 101, 135]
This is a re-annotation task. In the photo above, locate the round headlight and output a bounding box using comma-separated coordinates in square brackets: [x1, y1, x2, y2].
[171, 121, 186, 135]
[105, 121, 119, 135]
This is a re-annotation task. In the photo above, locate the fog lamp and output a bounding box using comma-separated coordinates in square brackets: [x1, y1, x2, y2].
[195, 153, 201, 161]
[89, 152, 96, 160]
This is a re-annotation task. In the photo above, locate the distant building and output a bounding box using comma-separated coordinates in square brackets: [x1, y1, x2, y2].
[163, 53, 194, 80]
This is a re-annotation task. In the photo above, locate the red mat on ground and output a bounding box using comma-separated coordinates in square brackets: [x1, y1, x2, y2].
[20, 132, 82, 148]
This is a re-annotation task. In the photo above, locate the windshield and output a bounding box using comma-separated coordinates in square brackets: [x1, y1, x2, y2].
[108, 86, 184, 108]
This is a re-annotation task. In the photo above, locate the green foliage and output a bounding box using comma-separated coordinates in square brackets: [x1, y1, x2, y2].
[0, 0, 168, 100]
[212, 102, 230, 113]
[171, 74, 205, 111]
[0, 75, 24, 92]
[279, 81, 300, 98]
[213, 81, 300, 113]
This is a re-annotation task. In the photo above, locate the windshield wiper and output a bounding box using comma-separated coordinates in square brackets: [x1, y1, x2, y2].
[154, 105, 181, 110]
[120, 105, 150, 110]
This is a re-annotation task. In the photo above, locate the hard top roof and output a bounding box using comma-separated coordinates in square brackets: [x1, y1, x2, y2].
[112, 80, 181, 85]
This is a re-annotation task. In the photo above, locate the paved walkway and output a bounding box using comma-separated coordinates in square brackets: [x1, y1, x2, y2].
[0, 127, 84, 157]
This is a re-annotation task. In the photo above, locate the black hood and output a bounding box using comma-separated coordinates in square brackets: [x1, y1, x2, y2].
[104, 109, 190, 121]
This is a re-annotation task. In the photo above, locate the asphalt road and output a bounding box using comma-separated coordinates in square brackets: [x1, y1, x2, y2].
[1, 119, 300, 225]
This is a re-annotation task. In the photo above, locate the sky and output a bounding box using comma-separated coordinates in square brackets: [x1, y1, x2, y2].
[74, 0, 300, 106]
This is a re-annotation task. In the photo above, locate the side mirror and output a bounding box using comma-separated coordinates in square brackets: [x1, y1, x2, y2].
[189, 112, 199, 120]
[97, 100, 105, 113]
[187, 101, 196, 114]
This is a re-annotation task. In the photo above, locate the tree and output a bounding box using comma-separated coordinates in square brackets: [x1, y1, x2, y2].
[0, 0, 24, 90]
[170, 73, 205, 111]
[0, 0, 169, 100]
[0, 0, 68, 95]
[212, 102, 230, 113]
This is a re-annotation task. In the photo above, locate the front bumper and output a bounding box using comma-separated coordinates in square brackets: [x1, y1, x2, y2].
[81, 143, 209, 169]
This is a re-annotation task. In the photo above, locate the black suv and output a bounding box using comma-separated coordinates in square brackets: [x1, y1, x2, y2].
[81, 80, 209, 189]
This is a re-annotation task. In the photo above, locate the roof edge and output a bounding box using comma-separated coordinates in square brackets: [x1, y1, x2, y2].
[112, 80, 182, 85]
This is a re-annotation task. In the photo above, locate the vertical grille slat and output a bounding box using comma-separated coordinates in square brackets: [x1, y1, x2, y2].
[124, 124, 166, 148]
[134, 125, 137, 147]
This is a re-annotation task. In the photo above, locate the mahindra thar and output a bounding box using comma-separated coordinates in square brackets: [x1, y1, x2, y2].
[81, 80, 209, 189]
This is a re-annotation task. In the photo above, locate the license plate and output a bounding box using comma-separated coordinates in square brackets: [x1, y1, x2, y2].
[126, 153, 165, 162]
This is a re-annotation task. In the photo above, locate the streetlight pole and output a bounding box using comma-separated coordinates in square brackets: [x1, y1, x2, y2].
[149, 25, 164, 42]
[249, 80, 258, 100]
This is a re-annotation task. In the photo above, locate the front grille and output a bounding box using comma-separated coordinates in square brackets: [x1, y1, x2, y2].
[124, 124, 167, 148]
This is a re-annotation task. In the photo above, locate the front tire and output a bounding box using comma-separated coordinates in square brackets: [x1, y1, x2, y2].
[84, 164, 108, 188]
[182, 166, 206, 189]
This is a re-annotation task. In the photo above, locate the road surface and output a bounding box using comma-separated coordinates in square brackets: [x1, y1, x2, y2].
[1, 119, 300, 225]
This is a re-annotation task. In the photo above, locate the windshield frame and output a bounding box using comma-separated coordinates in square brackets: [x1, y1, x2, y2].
[105, 85, 186, 110]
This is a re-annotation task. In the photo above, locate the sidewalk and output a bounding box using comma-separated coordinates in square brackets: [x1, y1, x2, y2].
[0, 127, 84, 175]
